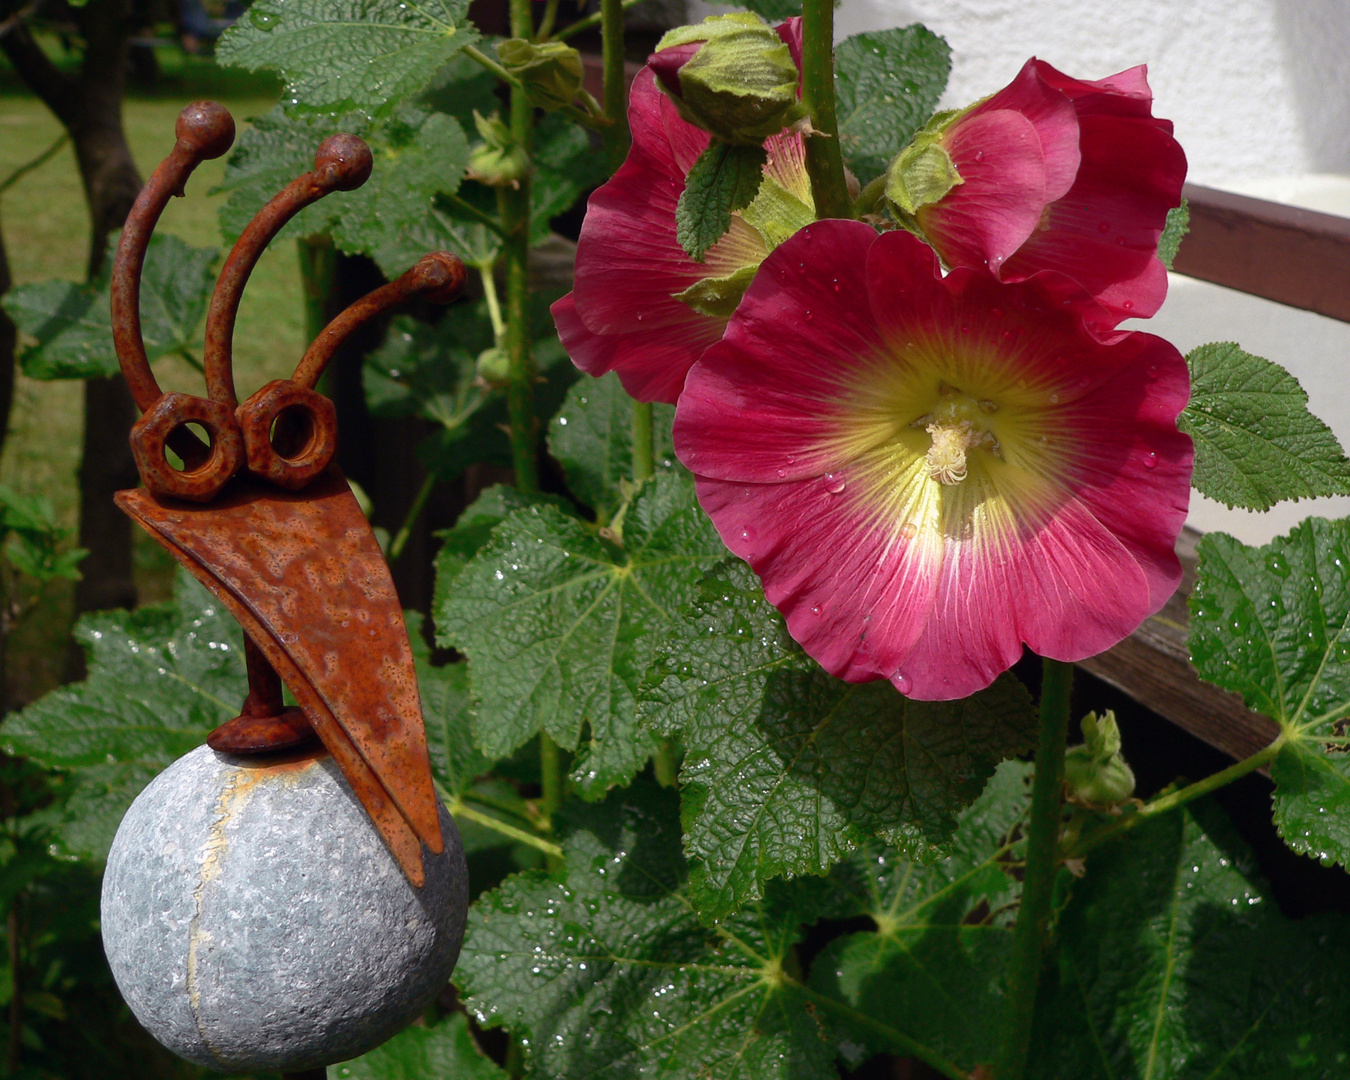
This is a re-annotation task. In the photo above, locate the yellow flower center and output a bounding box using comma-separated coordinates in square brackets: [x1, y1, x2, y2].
[918, 387, 1001, 486]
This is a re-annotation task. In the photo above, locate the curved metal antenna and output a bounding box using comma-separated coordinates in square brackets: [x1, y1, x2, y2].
[291, 251, 467, 390]
[112, 101, 235, 414]
[202, 134, 373, 408]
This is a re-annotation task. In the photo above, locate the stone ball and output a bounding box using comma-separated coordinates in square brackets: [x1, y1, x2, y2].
[101, 744, 468, 1073]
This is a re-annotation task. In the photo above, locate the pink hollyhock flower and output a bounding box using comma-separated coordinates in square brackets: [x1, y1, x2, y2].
[674, 221, 1192, 701]
[892, 58, 1186, 330]
[552, 20, 812, 404]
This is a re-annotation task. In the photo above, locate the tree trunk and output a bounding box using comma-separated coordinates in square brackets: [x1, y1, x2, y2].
[0, 225, 16, 470]
[1, 0, 143, 671]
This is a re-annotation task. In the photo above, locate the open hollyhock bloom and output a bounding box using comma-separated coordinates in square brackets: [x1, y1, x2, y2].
[552, 20, 812, 403]
[887, 58, 1186, 330]
[674, 221, 1193, 700]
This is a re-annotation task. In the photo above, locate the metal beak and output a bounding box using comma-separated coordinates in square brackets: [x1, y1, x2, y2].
[116, 469, 444, 887]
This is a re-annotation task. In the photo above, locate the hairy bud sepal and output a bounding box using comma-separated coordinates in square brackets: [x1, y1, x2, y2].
[1064, 710, 1137, 807]
[650, 14, 802, 147]
[498, 38, 584, 113]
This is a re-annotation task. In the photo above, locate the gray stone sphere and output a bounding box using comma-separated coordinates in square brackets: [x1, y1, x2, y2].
[101, 745, 468, 1073]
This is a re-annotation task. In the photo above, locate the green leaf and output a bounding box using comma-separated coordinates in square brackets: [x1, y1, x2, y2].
[676, 143, 768, 262]
[456, 780, 838, 1080]
[330, 1012, 505, 1079]
[405, 611, 495, 800]
[215, 0, 479, 116]
[810, 761, 1031, 1073]
[0, 486, 85, 584]
[638, 561, 1038, 919]
[1030, 803, 1350, 1079]
[436, 473, 726, 797]
[835, 27, 951, 185]
[1189, 520, 1350, 867]
[2, 234, 216, 381]
[1158, 198, 1188, 269]
[1179, 342, 1350, 511]
[531, 110, 607, 243]
[547, 372, 678, 520]
[2, 572, 244, 859]
[217, 105, 471, 277]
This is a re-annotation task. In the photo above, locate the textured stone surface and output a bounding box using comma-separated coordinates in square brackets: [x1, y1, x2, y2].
[101, 745, 468, 1072]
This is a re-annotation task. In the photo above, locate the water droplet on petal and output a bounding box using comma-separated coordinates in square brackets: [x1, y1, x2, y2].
[1142, 452, 1157, 469]
[900, 522, 917, 540]
[893, 671, 913, 694]
[824, 473, 847, 494]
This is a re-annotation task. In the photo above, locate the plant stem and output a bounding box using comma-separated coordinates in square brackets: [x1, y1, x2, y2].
[1068, 731, 1287, 859]
[994, 657, 1073, 1080]
[798, 0, 852, 219]
[388, 471, 436, 563]
[463, 44, 525, 91]
[653, 742, 679, 787]
[535, 0, 561, 41]
[448, 796, 563, 859]
[499, 0, 539, 496]
[539, 733, 564, 824]
[442, 192, 509, 239]
[553, 0, 643, 43]
[479, 262, 506, 339]
[600, 0, 631, 174]
[0, 132, 67, 196]
[632, 401, 654, 482]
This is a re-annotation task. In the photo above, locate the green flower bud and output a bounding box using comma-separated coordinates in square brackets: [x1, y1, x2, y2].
[649, 14, 802, 147]
[1064, 710, 1136, 806]
[468, 111, 529, 187]
[883, 109, 964, 220]
[498, 38, 584, 113]
[476, 346, 511, 387]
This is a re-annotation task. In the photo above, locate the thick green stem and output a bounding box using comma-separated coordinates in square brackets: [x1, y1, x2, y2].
[995, 657, 1073, 1080]
[296, 235, 335, 345]
[600, 0, 631, 174]
[554, 0, 643, 43]
[632, 400, 654, 482]
[799, 0, 852, 219]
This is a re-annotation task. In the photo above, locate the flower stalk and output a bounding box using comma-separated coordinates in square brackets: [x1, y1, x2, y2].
[601, 0, 631, 173]
[799, 0, 852, 219]
[994, 657, 1073, 1080]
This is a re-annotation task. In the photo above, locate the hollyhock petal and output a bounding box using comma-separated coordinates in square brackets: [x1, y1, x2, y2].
[675, 226, 1192, 700]
[972, 58, 1080, 200]
[914, 58, 1186, 329]
[558, 36, 811, 404]
[553, 291, 725, 403]
[916, 110, 1051, 273]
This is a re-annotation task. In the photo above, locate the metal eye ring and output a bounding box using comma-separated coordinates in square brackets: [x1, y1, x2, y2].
[236, 380, 338, 491]
[128, 393, 244, 503]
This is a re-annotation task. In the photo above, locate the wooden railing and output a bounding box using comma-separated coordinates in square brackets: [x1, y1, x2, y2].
[1081, 182, 1350, 763]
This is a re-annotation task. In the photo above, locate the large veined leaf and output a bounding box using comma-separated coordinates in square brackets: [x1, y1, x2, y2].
[1030, 803, 1350, 1079]
[215, 0, 479, 117]
[2, 572, 244, 859]
[436, 472, 726, 797]
[456, 780, 838, 1080]
[1189, 518, 1350, 867]
[834, 27, 951, 184]
[638, 561, 1037, 920]
[217, 104, 471, 278]
[1179, 343, 1350, 511]
[331, 1012, 505, 1079]
[2, 234, 216, 381]
[547, 372, 678, 522]
[810, 762, 1031, 1074]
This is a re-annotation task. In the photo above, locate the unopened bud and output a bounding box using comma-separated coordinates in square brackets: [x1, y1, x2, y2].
[498, 38, 584, 113]
[883, 109, 964, 220]
[476, 346, 511, 386]
[649, 14, 802, 146]
[468, 111, 529, 187]
[1064, 710, 1136, 806]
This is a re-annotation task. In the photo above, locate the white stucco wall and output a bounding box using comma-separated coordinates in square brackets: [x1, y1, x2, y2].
[691, 0, 1350, 544]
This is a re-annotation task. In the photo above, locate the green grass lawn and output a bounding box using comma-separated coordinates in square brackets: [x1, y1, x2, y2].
[1, 41, 302, 704]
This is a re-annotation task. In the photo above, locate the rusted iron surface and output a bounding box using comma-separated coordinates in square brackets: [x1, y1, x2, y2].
[204, 133, 373, 407]
[292, 251, 467, 389]
[1174, 182, 1350, 324]
[110, 102, 467, 887]
[117, 473, 442, 886]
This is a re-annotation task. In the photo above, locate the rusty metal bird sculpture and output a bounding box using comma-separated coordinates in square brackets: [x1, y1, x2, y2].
[110, 101, 467, 888]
